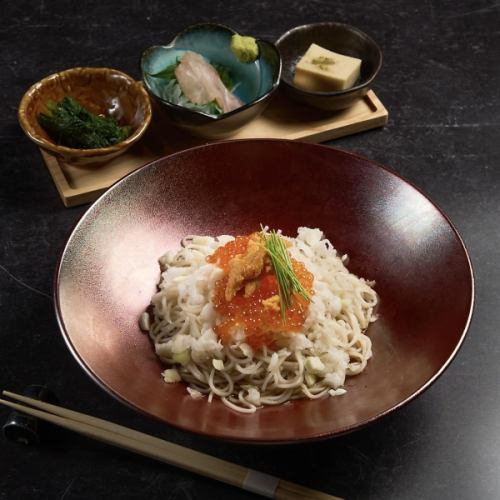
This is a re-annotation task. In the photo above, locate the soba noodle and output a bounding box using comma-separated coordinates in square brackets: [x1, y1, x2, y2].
[141, 227, 377, 413]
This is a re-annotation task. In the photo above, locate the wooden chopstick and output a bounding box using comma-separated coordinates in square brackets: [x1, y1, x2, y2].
[1, 391, 342, 500]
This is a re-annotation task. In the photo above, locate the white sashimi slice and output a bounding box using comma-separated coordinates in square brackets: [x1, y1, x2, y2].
[175, 51, 243, 113]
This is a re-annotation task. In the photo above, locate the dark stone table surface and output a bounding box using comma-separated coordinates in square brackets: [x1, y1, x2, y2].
[1, 1, 499, 499]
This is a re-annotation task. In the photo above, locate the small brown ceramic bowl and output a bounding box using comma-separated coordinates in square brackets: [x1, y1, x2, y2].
[55, 139, 473, 444]
[276, 22, 382, 111]
[18, 67, 152, 166]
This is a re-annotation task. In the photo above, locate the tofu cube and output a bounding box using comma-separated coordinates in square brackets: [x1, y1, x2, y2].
[293, 43, 361, 92]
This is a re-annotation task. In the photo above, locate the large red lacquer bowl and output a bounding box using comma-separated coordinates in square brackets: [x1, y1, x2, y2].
[55, 139, 474, 443]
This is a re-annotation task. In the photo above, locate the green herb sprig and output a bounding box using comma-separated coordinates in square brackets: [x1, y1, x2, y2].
[260, 227, 311, 320]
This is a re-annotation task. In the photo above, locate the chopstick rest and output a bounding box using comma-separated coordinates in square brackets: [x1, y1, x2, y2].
[2, 385, 57, 445]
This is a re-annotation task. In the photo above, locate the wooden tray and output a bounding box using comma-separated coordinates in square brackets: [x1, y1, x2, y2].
[40, 89, 388, 207]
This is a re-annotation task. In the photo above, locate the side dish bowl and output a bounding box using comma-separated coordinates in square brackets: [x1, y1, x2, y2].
[141, 23, 281, 139]
[276, 22, 382, 111]
[55, 139, 473, 444]
[18, 67, 152, 166]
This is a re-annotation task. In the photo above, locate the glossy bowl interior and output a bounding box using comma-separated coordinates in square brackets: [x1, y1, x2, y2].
[141, 23, 281, 138]
[276, 22, 382, 111]
[55, 140, 473, 443]
[18, 67, 152, 165]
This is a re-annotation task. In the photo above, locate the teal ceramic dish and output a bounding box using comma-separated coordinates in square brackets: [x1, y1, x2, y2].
[141, 23, 281, 139]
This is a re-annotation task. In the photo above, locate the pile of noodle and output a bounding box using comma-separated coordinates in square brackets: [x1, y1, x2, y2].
[141, 228, 377, 413]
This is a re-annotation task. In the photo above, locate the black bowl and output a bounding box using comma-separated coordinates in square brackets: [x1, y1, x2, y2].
[276, 22, 382, 111]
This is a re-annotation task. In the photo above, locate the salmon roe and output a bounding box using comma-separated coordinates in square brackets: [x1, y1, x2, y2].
[207, 234, 314, 350]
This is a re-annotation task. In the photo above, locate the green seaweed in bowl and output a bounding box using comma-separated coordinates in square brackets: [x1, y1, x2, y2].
[37, 96, 132, 149]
